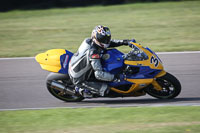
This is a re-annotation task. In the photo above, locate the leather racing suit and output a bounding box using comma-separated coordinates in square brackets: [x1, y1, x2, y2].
[68, 38, 128, 96]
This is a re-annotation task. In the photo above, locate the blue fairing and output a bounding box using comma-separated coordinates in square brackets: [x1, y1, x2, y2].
[59, 50, 73, 74]
[102, 49, 162, 87]
[126, 66, 161, 79]
[58, 49, 124, 75]
[101, 49, 124, 75]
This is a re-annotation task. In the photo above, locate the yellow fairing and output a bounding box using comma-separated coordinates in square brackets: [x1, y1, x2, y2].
[111, 43, 166, 94]
[155, 70, 166, 78]
[111, 78, 153, 94]
[35, 49, 66, 72]
[124, 43, 164, 70]
[111, 77, 164, 94]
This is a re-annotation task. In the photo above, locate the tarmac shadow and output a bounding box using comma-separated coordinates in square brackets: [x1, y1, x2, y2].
[80, 97, 200, 105]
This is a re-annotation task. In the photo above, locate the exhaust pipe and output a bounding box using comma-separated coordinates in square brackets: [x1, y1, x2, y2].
[50, 81, 75, 95]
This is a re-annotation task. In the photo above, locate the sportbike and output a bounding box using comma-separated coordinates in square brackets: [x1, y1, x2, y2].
[35, 41, 181, 102]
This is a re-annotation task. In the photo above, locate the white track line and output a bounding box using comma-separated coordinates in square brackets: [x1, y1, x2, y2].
[0, 51, 200, 60]
[156, 51, 200, 54]
[1, 103, 200, 111]
[0, 57, 34, 60]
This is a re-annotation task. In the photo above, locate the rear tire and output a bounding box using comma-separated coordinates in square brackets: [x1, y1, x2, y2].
[46, 73, 84, 102]
[145, 72, 181, 99]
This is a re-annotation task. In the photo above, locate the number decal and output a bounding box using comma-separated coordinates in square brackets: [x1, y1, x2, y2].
[150, 56, 159, 67]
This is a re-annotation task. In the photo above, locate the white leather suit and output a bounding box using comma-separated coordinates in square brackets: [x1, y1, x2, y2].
[68, 38, 127, 96]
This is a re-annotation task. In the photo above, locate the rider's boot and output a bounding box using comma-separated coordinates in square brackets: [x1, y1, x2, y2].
[76, 81, 109, 97]
[75, 86, 94, 98]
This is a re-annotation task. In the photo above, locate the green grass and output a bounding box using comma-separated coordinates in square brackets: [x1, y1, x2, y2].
[0, 106, 200, 133]
[0, 1, 200, 57]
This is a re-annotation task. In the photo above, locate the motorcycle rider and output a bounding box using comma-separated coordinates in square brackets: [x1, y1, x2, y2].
[68, 25, 135, 97]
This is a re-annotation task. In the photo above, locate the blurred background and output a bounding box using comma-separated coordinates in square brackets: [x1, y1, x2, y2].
[0, 0, 199, 57]
[0, 0, 186, 12]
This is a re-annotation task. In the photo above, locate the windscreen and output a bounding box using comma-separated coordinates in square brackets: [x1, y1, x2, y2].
[123, 45, 148, 61]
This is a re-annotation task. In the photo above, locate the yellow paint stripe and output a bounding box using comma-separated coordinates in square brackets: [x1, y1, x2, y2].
[126, 78, 153, 84]
[111, 84, 139, 94]
[155, 70, 166, 78]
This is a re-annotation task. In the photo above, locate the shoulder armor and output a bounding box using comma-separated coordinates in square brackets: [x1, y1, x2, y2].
[86, 38, 92, 44]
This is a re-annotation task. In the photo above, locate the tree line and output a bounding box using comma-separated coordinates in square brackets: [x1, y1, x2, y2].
[0, 0, 182, 12]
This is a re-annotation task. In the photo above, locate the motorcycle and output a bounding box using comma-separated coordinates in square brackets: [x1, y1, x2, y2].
[35, 41, 181, 102]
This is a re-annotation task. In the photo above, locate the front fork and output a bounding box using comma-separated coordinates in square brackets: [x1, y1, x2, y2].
[152, 70, 166, 91]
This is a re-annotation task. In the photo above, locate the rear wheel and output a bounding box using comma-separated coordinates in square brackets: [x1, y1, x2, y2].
[47, 80, 84, 102]
[46, 73, 84, 102]
[145, 72, 181, 99]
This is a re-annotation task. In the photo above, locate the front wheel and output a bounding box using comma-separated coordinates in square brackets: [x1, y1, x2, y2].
[145, 72, 181, 99]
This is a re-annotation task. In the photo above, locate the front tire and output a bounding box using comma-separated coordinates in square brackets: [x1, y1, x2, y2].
[145, 72, 181, 99]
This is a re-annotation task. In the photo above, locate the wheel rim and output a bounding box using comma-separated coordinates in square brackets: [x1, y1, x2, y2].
[148, 79, 176, 99]
[51, 87, 80, 101]
[48, 80, 82, 101]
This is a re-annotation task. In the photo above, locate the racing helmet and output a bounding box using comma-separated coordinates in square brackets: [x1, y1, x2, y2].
[91, 25, 111, 49]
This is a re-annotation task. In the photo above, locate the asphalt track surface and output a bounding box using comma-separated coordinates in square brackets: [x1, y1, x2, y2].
[0, 52, 200, 110]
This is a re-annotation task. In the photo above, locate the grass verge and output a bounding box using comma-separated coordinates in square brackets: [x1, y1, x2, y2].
[0, 1, 200, 57]
[0, 106, 200, 133]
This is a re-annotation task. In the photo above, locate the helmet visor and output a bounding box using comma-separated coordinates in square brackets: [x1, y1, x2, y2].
[96, 34, 111, 44]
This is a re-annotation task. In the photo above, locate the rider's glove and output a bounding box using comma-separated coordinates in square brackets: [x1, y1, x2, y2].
[122, 40, 131, 45]
[123, 39, 136, 47]
[128, 39, 137, 48]
[113, 74, 125, 83]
